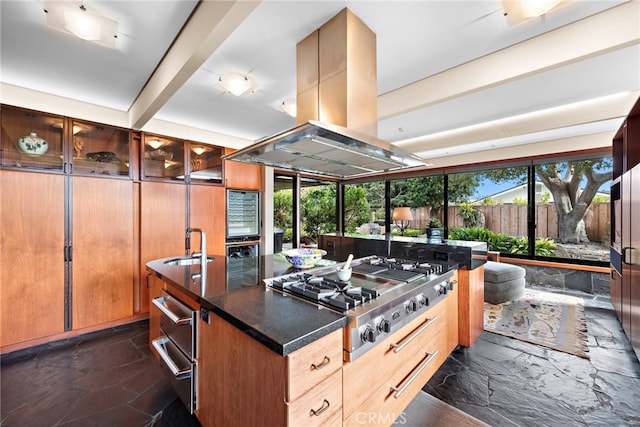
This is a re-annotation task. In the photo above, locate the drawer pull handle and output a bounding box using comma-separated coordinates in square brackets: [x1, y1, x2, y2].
[390, 316, 438, 353]
[310, 399, 330, 417]
[152, 296, 192, 326]
[390, 351, 438, 399]
[311, 356, 331, 370]
[151, 337, 192, 380]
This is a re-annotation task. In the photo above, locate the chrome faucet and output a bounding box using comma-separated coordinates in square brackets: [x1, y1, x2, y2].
[185, 227, 207, 266]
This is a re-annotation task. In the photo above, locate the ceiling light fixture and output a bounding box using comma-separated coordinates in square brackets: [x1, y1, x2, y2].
[147, 139, 163, 150]
[43, 1, 118, 48]
[280, 100, 297, 117]
[192, 146, 208, 156]
[219, 72, 255, 96]
[501, 0, 566, 23]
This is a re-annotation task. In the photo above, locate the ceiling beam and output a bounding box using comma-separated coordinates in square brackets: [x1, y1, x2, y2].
[129, 0, 261, 130]
[378, 1, 640, 122]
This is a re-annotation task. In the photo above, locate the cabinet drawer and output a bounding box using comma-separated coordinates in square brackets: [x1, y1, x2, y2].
[287, 368, 342, 427]
[287, 328, 343, 401]
[343, 328, 449, 427]
[343, 298, 449, 419]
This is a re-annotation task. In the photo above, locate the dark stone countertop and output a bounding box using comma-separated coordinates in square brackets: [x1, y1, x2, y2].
[146, 254, 347, 357]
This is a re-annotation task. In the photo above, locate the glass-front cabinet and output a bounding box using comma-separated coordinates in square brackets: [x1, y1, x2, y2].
[71, 120, 130, 177]
[142, 133, 185, 180]
[189, 142, 223, 184]
[1, 106, 131, 177]
[1, 106, 65, 171]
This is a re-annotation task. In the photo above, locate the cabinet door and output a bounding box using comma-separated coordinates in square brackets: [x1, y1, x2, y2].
[224, 148, 262, 190]
[622, 171, 632, 337]
[1, 170, 65, 347]
[72, 177, 134, 329]
[190, 185, 225, 255]
[630, 165, 640, 357]
[140, 181, 186, 313]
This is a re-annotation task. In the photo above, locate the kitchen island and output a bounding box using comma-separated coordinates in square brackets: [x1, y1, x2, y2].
[147, 253, 462, 426]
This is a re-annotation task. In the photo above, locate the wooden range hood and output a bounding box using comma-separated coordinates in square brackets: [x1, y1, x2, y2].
[223, 8, 427, 180]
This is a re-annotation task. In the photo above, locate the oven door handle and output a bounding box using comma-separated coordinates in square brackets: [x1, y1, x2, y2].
[389, 316, 438, 353]
[152, 337, 192, 380]
[152, 296, 193, 326]
[390, 350, 438, 399]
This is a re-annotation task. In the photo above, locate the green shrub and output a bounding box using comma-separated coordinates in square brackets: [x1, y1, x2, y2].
[448, 226, 556, 256]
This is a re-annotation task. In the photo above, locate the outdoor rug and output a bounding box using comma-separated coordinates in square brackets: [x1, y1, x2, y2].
[484, 288, 590, 358]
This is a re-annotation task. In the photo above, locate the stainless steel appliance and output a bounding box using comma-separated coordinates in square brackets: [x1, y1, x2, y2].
[226, 189, 260, 242]
[151, 291, 197, 413]
[265, 255, 455, 361]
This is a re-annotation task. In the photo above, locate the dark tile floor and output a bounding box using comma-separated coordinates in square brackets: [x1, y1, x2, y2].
[2, 288, 639, 426]
[424, 288, 640, 426]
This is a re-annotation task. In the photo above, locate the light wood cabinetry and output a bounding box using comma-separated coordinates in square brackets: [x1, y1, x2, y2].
[342, 292, 456, 426]
[0, 170, 65, 347]
[196, 313, 342, 427]
[457, 266, 484, 348]
[140, 181, 187, 313]
[72, 176, 134, 329]
[224, 147, 262, 190]
[190, 184, 225, 256]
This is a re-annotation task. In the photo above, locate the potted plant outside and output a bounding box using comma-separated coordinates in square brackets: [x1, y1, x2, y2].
[427, 217, 442, 240]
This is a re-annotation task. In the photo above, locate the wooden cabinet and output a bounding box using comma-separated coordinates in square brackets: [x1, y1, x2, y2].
[0, 170, 65, 348]
[457, 265, 484, 348]
[72, 176, 135, 328]
[611, 96, 640, 360]
[342, 293, 457, 426]
[196, 313, 342, 427]
[190, 184, 225, 256]
[1, 106, 65, 171]
[140, 181, 187, 313]
[620, 164, 640, 359]
[224, 147, 262, 190]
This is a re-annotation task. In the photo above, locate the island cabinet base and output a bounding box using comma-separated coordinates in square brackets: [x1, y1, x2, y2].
[343, 282, 459, 427]
[196, 313, 343, 427]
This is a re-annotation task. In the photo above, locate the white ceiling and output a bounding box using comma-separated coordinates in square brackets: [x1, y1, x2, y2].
[1, 0, 639, 169]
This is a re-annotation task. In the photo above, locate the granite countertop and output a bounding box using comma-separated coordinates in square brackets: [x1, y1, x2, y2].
[146, 254, 346, 357]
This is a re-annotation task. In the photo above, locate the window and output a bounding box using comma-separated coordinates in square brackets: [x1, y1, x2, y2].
[534, 157, 611, 262]
[390, 175, 444, 236]
[343, 181, 385, 234]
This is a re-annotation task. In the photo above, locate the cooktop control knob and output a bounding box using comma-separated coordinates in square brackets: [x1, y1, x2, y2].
[360, 325, 376, 343]
[375, 316, 391, 333]
[409, 298, 419, 312]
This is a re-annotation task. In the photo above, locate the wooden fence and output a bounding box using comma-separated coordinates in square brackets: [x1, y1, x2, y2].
[406, 203, 610, 243]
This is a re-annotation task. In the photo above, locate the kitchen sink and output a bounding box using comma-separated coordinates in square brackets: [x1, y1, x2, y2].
[164, 256, 214, 266]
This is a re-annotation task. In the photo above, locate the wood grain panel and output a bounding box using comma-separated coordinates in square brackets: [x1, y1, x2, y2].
[140, 181, 186, 313]
[287, 368, 343, 427]
[224, 147, 262, 190]
[196, 313, 287, 427]
[344, 329, 449, 427]
[1, 170, 65, 346]
[190, 185, 225, 256]
[343, 301, 448, 420]
[286, 328, 343, 401]
[72, 176, 134, 329]
[458, 266, 485, 348]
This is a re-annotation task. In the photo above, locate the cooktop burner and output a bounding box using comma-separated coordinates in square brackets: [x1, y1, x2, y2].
[270, 275, 379, 311]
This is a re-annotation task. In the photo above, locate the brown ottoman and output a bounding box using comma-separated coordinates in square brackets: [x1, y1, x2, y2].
[484, 261, 526, 304]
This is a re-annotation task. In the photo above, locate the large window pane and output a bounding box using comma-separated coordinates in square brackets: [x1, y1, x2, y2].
[448, 168, 529, 254]
[534, 157, 611, 262]
[344, 181, 385, 234]
[390, 176, 444, 236]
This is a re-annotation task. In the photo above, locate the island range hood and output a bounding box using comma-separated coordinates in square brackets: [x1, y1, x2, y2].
[223, 120, 427, 179]
[223, 8, 430, 180]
